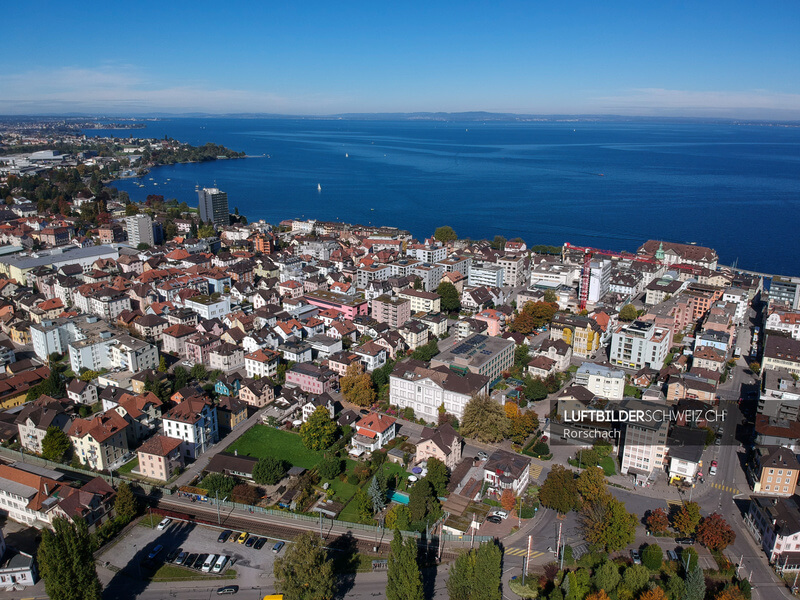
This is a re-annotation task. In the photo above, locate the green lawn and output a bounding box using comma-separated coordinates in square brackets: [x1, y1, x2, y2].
[150, 564, 236, 582]
[599, 456, 616, 476]
[118, 458, 139, 475]
[338, 497, 364, 524]
[226, 425, 324, 469]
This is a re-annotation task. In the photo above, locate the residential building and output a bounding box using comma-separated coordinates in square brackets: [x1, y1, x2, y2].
[0, 528, 38, 587]
[351, 413, 397, 454]
[301, 393, 336, 423]
[109, 335, 158, 372]
[162, 397, 218, 460]
[472, 308, 508, 337]
[205, 452, 259, 480]
[15, 400, 72, 454]
[217, 396, 248, 435]
[208, 343, 245, 373]
[0, 464, 64, 526]
[483, 449, 531, 496]
[759, 369, 800, 420]
[397, 289, 442, 314]
[637, 240, 718, 270]
[371, 295, 411, 328]
[467, 262, 504, 288]
[304, 289, 369, 320]
[136, 435, 184, 482]
[430, 333, 514, 384]
[161, 323, 197, 356]
[356, 264, 391, 289]
[389, 359, 489, 421]
[244, 348, 280, 379]
[497, 255, 527, 287]
[184, 295, 231, 321]
[644, 278, 686, 306]
[68, 409, 130, 471]
[763, 336, 800, 377]
[665, 373, 718, 405]
[353, 340, 387, 372]
[574, 363, 625, 400]
[766, 309, 800, 341]
[619, 398, 669, 486]
[746, 495, 800, 565]
[770, 276, 800, 310]
[198, 187, 229, 229]
[239, 378, 275, 408]
[751, 446, 800, 496]
[666, 427, 706, 486]
[583, 258, 612, 304]
[610, 320, 672, 370]
[66, 379, 98, 405]
[125, 214, 156, 247]
[549, 313, 603, 358]
[693, 345, 726, 372]
[415, 423, 463, 469]
[285, 363, 338, 394]
[533, 339, 572, 372]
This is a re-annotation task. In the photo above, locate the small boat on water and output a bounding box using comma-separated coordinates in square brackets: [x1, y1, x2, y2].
[345, 153, 348, 158]
[317, 183, 322, 191]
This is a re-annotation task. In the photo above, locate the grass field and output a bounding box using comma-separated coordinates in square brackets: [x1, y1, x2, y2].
[226, 425, 324, 469]
[118, 457, 139, 475]
[599, 456, 616, 476]
[150, 564, 237, 582]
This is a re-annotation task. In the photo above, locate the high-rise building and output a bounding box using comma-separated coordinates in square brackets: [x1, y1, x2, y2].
[198, 187, 229, 229]
[125, 214, 155, 247]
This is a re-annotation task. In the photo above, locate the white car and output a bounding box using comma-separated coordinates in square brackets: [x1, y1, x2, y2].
[490, 510, 509, 520]
[156, 517, 172, 531]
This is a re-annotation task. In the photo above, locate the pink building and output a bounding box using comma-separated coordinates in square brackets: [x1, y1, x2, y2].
[184, 333, 221, 366]
[285, 363, 338, 394]
[473, 308, 508, 337]
[304, 290, 369, 320]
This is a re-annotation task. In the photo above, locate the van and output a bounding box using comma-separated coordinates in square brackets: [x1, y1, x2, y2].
[202, 554, 217, 573]
[212, 555, 229, 573]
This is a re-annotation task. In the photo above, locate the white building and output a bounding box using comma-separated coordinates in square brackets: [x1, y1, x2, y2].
[574, 362, 625, 400]
[619, 398, 668, 486]
[747, 495, 800, 567]
[610, 320, 672, 370]
[722, 287, 749, 325]
[244, 349, 280, 379]
[584, 259, 612, 305]
[467, 263, 504, 288]
[497, 255, 527, 287]
[184, 295, 231, 320]
[125, 214, 155, 247]
[161, 398, 219, 460]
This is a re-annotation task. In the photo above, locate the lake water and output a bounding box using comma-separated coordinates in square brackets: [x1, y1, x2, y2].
[87, 118, 800, 275]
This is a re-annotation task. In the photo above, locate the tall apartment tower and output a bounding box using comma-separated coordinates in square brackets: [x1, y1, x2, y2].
[125, 214, 155, 247]
[198, 187, 229, 229]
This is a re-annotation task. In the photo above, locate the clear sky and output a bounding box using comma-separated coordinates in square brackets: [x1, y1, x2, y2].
[2, 1, 799, 118]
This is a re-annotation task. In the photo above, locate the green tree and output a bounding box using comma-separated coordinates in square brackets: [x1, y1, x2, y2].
[684, 564, 706, 600]
[158, 356, 168, 372]
[273, 530, 335, 600]
[681, 547, 699, 571]
[447, 541, 503, 600]
[318, 455, 343, 480]
[385, 504, 411, 530]
[543, 289, 558, 303]
[749, 361, 761, 374]
[41, 426, 71, 462]
[459, 394, 510, 443]
[642, 543, 663, 570]
[514, 344, 531, 369]
[437, 281, 461, 313]
[368, 476, 386, 514]
[114, 482, 138, 521]
[252, 457, 287, 485]
[673, 501, 702, 536]
[232, 483, 259, 505]
[433, 226, 457, 243]
[354, 488, 373, 523]
[426, 457, 450, 497]
[523, 375, 549, 401]
[619, 304, 638, 321]
[201, 473, 235, 497]
[490, 235, 506, 250]
[173, 365, 189, 391]
[582, 496, 637, 552]
[190, 363, 207, 380]
[340, 363, 376, 407]
[408, 478, 441, 527]
[593, 560, 621, 591]
[666, 574, 686, 600]
[300, 406, 337, 451]
[539, 465, 580, 514]
[622, 564, 651, 593]
[38, 517, 102, 600]
[387, 530, 424, 600]
[410, 338, 441, 361]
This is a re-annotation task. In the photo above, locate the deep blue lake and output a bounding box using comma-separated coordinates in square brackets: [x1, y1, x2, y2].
[86, 118, 800, 275]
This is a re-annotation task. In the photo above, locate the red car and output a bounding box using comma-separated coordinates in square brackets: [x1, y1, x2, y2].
[540, 435, 548, 443]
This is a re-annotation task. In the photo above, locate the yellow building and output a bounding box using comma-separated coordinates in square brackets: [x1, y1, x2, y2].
[549, 314, 601, 358]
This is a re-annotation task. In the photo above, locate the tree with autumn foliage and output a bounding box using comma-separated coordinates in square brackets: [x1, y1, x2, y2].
[638, 587, 668, 600]
[673, 501, 702, 535]
[696, 512, 736, 551]
[501, 488, 516, 512]
[504, 402, 519, 419]
[646, 507, 670, 534]
[585, 591, 611, 600]
[576, 465, 608, 504]
[714, 586, 747, 600]
[340, 363, 376, 407]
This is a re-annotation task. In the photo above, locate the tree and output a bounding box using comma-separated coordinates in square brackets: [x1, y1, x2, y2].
[501, 488, 516, 512]
[410, 338, 440, 361]
[639, 588, 668, 600]
[459, 394, 510, 443]
[433, 226, 457, 243]
[437, 280, 461, 312]
[749, 361, 761, 374]
[447, 541, 502, 600]
[642, 543, 664, 570]
[385, 504, 411, 530]
[368, 476, 386, 514]
[593, 561, 620, 591]
[426, 457, 450, 497]
[514, 344, 531, 368]
[387, 530, 424, 600]
[173, 365, 189, 391]
[582, 496, 637, 552]
[38, 517, 102, 600]
[300, 406, 337, 451]
[318, 455, 343, 480]
[114, 482, 138, 521]
[619, 304, 638, 321]
[696, 513, 736, 551]
[408, 478, 441, 526]
[508, 410, 539, 445]
[519, 300, 559, 328]
[684, 564, 706, 600]
[681, 547, 699, 571]
[232, 483, 259, 505]
[273, 530, 335, 600]
[646, 507, 670, 534]
[523, 376, 549, 401]
[575, 465, 608, 504]
[622, 564, 651, 593]
[539, 465, 580, 514]
[543, 289, 558, 304]
[354, 488, 373, 523]
[340, 363, 376, 407]
[158, 356, 168, 372]
[490, 235, 506, 250]
[201, 473, 235, 497]
[41, 426, 71, 462]
[252, 456, 287, 485]
[666, 574, 686, 600]
[190, 363, 207, 380]
[673, 501, 702, 536]
[715, 587, 747, 600]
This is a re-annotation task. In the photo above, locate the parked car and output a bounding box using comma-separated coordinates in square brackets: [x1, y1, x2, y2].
[194, 554, 208, 570]
[185, 554, 198, 569]
[675, 538, 695, 545]
[166, 548, 181, 563]
[212, 555, 229, 573]
[175, 551, 189, 566]
[148, 545, 164, 560]
[217, 586, 238, 595]
[477, 451, 488, 460]
[486, 515, 502, 525]
[667, 550, 679, 562]
[202, 554, 218, 573]
[245, 536, 256, 548]
[272, 541, 285, 554]
[710, 460, 718, 476]
[630, 550, 641, 565]
[157, 518, 172, 531]
[540, 435, 548, 443]
[237, 532, 249, 544]
[491, 510, 509, 520]
[254, 537, 267, 550]
[217, 530, 233, 543]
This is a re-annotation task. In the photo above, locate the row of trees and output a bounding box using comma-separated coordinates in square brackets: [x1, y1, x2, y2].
[646, 503, 735, 551]
[460, 394, 539, 444]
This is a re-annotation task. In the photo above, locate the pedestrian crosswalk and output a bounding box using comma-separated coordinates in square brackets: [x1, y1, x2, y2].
[529, 463, 544, 481]
[505, 548, 546, 559]
[667, 499, 683, 508]
[710, 482, 740, 494]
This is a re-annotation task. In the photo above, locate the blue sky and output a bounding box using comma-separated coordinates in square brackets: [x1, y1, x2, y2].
[2, 1, 799, 117]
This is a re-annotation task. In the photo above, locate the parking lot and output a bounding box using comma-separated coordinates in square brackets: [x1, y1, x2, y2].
[98, 517, 285, 591]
